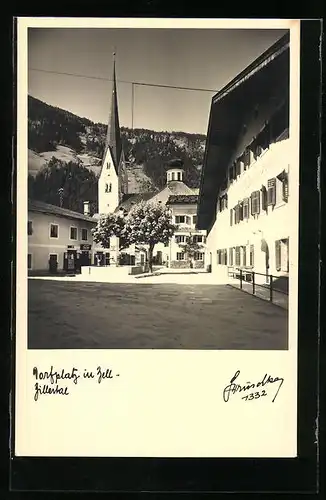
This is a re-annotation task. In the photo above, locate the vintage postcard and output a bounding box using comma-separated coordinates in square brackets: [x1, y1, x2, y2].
[14, 18, 300, 458]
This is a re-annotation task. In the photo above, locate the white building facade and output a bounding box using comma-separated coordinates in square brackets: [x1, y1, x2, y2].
[197, 33, 290, 285]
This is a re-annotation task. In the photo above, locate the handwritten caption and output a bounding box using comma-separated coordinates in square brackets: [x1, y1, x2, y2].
[32, 366, 119, 401]
[222, 370, 284, 403]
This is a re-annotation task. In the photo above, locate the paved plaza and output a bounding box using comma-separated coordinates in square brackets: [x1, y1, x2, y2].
[28, 278, 288, 350]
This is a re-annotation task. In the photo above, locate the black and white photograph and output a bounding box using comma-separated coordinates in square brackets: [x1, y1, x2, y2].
[26, 24, 292, 350]
[14, 18, 302, 460]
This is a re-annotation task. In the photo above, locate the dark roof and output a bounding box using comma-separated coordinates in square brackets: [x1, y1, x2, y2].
[167, 194, 198, 205]
[28, 199, 96, 223]
[165, 181, 194, 195]
[102, 58, 123, 175]
[197, 33, 289, 231]
[167, 158, 184, 168]
[114, 192, 157, 213]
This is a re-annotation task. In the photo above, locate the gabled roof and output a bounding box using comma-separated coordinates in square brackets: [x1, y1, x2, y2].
[114, 192, 157, 214]
[28, 199, 96, 223]
[102, 56, 123, 175]
[197, 33, 289, 231]
[167, 194, 198, 205]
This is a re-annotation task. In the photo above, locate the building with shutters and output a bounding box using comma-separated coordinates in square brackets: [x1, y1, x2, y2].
[197, 33, 290, 284]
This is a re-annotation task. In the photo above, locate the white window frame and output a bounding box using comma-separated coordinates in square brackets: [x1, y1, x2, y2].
[176, 252, 185, 261]
[81, 228, 88, 241]
[49, 222, 59, 239]
[194, 252, 203, 261]
[69, 226, 78, 241]
[27, 253, 32, 270]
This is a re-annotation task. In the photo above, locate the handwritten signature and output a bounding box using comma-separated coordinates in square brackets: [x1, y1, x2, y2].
[223, 370, 284, 403]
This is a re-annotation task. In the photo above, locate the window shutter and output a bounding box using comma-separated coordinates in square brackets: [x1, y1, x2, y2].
[235, 205, 239, 224]
[239, 202, 244, 221]
[229, 248, 233, 266]
[275, 240, 281, 271]
[282, 175, 289, 202]
[267, 178, 276, 205]
[242, 246, 247, 266]
[243, 198, 249, 219]
[251, 191, 260, 215]
[225, 194, 228, 209]
[250, 245, 254, 267]
[235, 246, 240, 266]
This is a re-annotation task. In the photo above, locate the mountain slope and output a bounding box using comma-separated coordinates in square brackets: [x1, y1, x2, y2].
[28, 95, 206, 191]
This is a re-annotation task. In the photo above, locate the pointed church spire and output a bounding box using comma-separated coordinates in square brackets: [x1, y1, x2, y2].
[103, 51, 122, 172]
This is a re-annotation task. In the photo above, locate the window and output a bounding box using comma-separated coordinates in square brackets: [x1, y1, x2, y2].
[229, 248, 234, 266]
[277, 170, 289, 202]
[105, 183, 112, 193]
[193, 235, 203, 243]
[175, 215, 185, 224]
[235, 247, 241, 266]
[177, 172, 181, 180]
[105, 253, 110, 266]
[172, 172, 175, 181]
[250, 245, 254, 267]
[234, 203, 243, 224]
[243, 149, 251, 168]
[81, 228, 88, 241]
[50, 223, 58, 238]
[261, 186, 268, 211]
[193, 215, 197, 225]
[243, 198, 250, 219]
[267, 178, 276, 206]
[275, 238, 289, 272]
[235, 158, 241, 176]
[242, 246, 247, 267]
[230, 209, 233, 226]
[175, 235, 186, 244]
[229, 164, 235, 183]
[28, 220, 33, 235]
[194, 252, 203, 261]
[217, 250, 222, 265]
[28, 254, 32, 270]
[218, 249, 227, 265]
[70, 227, 78, 240]
[106, 162, 110, 169]
[176, 252, 185, 260]
[251, 191, 261, 215]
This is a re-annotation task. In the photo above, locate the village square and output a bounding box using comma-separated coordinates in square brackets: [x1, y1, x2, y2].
[27, 32, 290, 350]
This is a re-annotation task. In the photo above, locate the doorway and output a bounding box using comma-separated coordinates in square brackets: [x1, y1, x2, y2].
[49, 254, 58, 274]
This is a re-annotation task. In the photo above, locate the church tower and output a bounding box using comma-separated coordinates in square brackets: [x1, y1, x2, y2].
[98, 53, 128, 215]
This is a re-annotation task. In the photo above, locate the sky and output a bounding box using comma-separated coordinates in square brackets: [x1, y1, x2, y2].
[28, 27, 288, 135]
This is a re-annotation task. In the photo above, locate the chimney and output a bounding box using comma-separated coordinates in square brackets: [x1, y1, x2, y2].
[83, 201, 90, 216]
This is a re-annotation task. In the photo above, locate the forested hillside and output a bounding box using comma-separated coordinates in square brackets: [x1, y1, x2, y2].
[28, 95, 206, 212]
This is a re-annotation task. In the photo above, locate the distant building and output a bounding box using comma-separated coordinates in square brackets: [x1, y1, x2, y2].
[114, 165, 207, 267]
[197, 33, 290, 283]
[28, 200, 105, 273]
